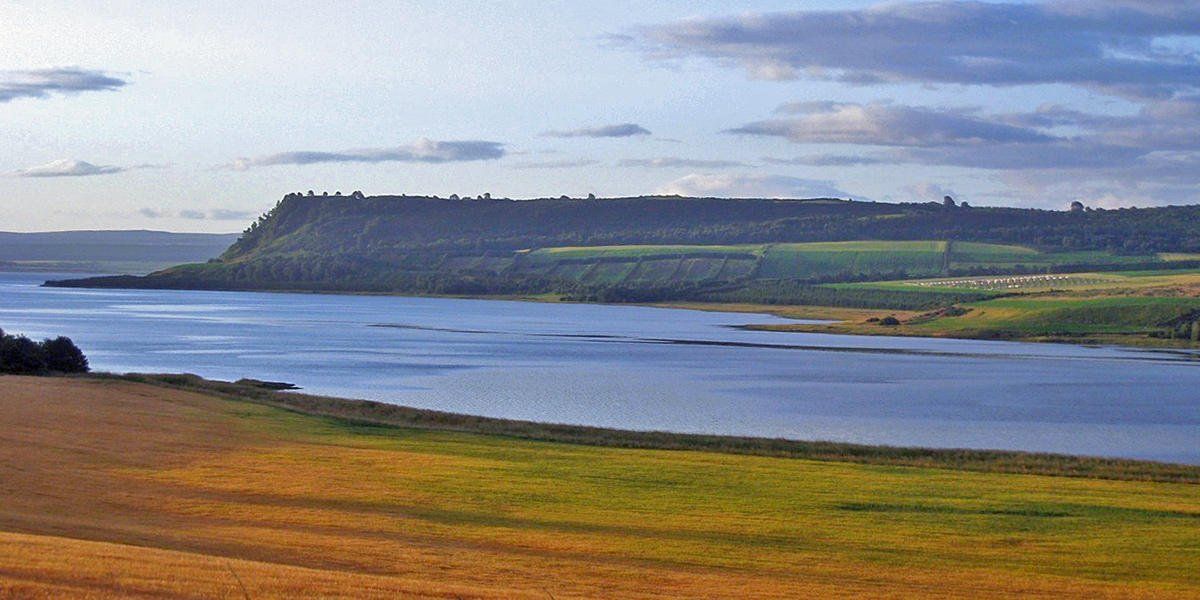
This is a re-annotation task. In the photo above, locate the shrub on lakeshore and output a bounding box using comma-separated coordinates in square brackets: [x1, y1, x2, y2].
[0, 329, 89, 375]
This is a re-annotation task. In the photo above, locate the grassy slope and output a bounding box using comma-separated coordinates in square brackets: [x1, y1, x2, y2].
[1, 375, 1198, 598]
[843, 268, 1200, 293]
[758, 241, 947, 279]
[652, 301, 919, 323]
[521, 240, 1134, 285]
[912, 296, 1200, 336]
[749, 269, 1200, 345]
[526, 244, 761, 261]
[950, 242, 1148, 268]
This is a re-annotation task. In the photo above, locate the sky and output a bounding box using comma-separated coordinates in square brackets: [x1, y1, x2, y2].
[3, 0, 1200, 232]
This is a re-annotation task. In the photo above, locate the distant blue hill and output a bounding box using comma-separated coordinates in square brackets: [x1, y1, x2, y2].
[0, 230, 239, 273]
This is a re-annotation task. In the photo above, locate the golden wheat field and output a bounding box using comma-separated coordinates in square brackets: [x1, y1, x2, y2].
[0, 375, 1197, 599]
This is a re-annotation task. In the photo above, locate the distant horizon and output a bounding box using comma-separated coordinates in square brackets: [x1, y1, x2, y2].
[0, 228, 242, 235]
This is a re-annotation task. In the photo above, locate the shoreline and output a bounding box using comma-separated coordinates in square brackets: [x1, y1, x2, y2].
[38, 273, 1200, 351]
[97, 372, 1200, 483]
[650, 300, 1200, 351]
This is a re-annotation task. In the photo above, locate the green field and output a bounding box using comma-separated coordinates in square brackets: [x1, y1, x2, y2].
[750, 268, 1200, 343]
[948, 242, 1149, 269]
[757, 241, 947, 279]
[844, 268, 1200, 294]
[836, 273, 1123, 294]
[223, 240, 1174, 289]
[914, 296, 1200, 336]
[508, 240, 1166, 288]
[513, 242, 1200, 322]
[524, 244, 761, 262]
[1160, 252, 1200, 262]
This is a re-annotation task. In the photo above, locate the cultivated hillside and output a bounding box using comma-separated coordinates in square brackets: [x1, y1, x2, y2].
[221, 194, 1200, 260]
[47, 194, 1200, 303]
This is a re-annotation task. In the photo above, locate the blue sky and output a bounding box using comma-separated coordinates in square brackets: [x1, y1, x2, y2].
[2, 0, 1199, 231]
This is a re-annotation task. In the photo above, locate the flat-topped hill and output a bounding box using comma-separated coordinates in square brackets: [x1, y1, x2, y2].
[46, 194, 1200, 306]
[219, 193, 1200, 262]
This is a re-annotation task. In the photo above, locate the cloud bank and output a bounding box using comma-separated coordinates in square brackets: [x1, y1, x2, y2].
[0, 68, 127, 103]
[728, 94, 1200, 205]
[630, 2, 1200, 99]
[729, 102, 1051, 147]
[229, 139, 505, 169]
[614, 1, 1200, 206]
[896, 182, 961, 204]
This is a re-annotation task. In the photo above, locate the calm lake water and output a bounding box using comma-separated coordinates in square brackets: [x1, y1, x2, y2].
[3, 271, 1198, 464]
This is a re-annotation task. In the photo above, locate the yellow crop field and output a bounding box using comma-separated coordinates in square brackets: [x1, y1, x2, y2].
[0, 376, 1197, 598]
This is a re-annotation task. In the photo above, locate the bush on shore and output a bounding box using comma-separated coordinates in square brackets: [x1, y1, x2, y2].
[0, 327, 89, 375]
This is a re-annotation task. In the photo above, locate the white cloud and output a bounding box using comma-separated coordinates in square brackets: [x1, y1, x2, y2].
[15, 159, 125, 177]
[139, 208, 256, 221]
[228, 138, 505, 170]
[541, 123, 651, 138]
[208, 208, 255, 220]
[509, 158, 599, 169]
[618, 157, 746, 168]
[762, 155, 884, 166]
[897, 182, 961, 203]
[0, 67, 127, 103]
[656, 173, 852, 199]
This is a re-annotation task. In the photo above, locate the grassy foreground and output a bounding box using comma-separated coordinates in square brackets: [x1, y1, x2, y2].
[1, 375, 1198, 598]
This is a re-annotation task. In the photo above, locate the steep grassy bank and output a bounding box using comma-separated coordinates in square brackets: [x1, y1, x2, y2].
[1, 375, 1197, 598]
